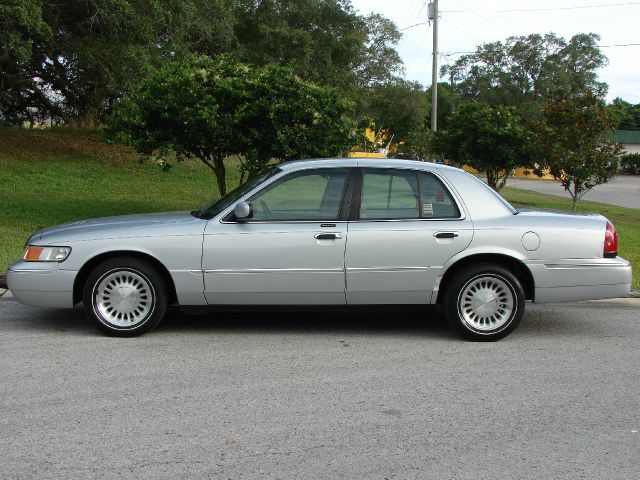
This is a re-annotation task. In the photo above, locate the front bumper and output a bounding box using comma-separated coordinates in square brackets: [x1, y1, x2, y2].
[7, 260, 76, 308]
[528, 257, 632, 303]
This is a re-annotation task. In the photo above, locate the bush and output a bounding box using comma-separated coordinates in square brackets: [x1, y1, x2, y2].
[621, 153, 640, 175]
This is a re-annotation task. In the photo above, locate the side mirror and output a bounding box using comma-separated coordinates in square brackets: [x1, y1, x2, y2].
[234, 201, 253, 221]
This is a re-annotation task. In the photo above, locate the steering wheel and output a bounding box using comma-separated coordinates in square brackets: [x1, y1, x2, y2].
[258, 200, 272, 219]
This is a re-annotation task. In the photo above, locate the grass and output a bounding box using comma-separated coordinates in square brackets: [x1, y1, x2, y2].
[0, 128, 240, 271]
[1, 127, 638, 290]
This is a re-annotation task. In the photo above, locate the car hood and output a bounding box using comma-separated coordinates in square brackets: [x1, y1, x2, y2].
[33, 211, 206, 244]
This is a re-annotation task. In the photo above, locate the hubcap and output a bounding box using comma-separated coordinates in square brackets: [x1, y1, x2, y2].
[93, 269, 154, 328]
[458, 275, 515, 332]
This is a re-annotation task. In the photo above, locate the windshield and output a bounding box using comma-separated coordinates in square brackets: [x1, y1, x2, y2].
[194, 167, 281, 219]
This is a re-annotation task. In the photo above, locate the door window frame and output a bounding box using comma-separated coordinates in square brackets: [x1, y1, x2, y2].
[218, 165, 466, 224]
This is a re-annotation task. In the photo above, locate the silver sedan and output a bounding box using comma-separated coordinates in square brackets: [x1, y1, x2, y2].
[7, 159, 632, 340]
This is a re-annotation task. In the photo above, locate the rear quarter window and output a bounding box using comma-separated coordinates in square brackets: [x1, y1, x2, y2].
[419, 172, 460, 218]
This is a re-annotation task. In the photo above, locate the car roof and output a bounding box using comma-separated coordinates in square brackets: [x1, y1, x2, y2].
[277, 158, 462, 173]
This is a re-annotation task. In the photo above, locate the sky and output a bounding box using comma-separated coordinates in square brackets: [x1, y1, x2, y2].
[350, 0, 640, 103]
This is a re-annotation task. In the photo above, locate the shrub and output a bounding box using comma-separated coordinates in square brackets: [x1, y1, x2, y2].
[620, 153, 640, 175]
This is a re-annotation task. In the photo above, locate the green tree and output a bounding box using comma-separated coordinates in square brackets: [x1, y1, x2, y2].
[234, 0, 362, 90]
[607, 97, 640, 131]
[106, 56, 355, 195]
[397, 125, 433, 161]
[3, 0, 404, 126]
[531, 93, 623, 211]
[425, 82, 457, 131]
[356, 79, 428, 146]
[431, 102, 532, 191]
[442, 33, 607, 117]
[236, 65, 355, 180]
[0, 0, 51, 124]
[1, 0, 236, 126]
[106, 55, 247, 196]
[353, 13, 404, 88]
[233, 1, 403, 93]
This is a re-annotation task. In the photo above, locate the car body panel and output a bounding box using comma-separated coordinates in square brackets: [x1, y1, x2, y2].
[345, 219, 473, 304]
[8, 261, 75, 308]
[36, 211, 204, 244]
[202, 221, 348, 304]
[10, 212, 208, 306]
[7, 158, 632, 312]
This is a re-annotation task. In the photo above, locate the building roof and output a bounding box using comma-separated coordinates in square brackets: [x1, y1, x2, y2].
[612, 129, 640, 145]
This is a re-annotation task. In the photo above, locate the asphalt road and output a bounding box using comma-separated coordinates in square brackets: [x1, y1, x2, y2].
[507, 175, 640, 209]
[1, 298, 639, 479]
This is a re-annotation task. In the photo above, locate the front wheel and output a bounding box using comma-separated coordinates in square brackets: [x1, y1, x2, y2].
[443, 263, 525, 341]
[83, 257, 168, 336]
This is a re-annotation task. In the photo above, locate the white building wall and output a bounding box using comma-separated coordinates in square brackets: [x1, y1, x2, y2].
[623, 144, 640, 154]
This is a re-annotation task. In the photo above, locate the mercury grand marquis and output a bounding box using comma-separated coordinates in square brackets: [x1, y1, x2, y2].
[7, 159, 632, 340]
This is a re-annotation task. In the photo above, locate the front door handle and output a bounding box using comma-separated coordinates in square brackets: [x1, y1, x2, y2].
[314, 232, 343, 240]
[434, 231, 459, 239]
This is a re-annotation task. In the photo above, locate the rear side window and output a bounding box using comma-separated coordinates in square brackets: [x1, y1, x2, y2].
[360, 169, 419, 219]
[359, 168, 460, 220]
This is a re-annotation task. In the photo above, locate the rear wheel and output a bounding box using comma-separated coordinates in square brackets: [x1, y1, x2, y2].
[443, 263, 525, 341]
[83, 257, 167, 336]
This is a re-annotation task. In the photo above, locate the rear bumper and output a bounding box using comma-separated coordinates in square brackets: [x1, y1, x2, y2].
[529, 257, 632, 304]
[7, 260, 76, 308]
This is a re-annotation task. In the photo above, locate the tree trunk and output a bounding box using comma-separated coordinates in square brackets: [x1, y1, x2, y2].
[486, 170, 498, 191]
[77, 107, 99, 128]
[213, 153, 227, 196]
[199, 153, 227, 197]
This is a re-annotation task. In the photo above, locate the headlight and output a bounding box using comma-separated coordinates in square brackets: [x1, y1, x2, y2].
[23, 246, 71, 262]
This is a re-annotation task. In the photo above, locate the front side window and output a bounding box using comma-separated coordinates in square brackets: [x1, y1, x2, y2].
[248, 168, 348, 221]
[359, 168, 460, 220]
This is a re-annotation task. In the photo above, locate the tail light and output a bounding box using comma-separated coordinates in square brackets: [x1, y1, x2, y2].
[603, 221, 618, 258]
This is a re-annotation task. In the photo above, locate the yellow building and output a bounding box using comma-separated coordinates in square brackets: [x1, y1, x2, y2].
[348, 127, 393, 158]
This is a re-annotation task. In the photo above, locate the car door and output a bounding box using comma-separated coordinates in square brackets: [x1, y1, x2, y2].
[345, 167, 473, 304]
[202, 167, 351, 305]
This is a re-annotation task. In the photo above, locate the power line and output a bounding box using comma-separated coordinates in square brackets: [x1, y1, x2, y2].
[454, 0, 511, 36]
[440, 43, 640, 56]
[405, 23, 432, 70]
[439, 16, 483, 46]
[442, 1, 640, 13]
[491, 0, 545, 33]
[599, 43, 640, 47]
[400, 22, 427, 31]
[400, 0, 426, 29]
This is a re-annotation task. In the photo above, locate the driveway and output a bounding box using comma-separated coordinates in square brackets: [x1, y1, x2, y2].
[1, 298, 639, 479]
[506, 175, 640, 209]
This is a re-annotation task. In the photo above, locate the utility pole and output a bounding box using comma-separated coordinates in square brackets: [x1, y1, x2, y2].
[429, 0, 439, 132]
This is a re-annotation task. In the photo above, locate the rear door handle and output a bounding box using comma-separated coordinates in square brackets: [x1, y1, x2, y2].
[434, 231, 458, 239]
[314, 232, 343, 240]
